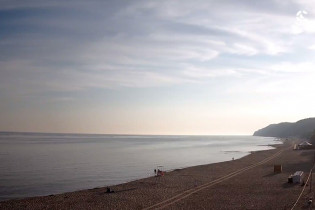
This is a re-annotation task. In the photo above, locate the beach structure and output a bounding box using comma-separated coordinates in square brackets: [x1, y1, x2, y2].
[292, 171, 304, 183]
[155, 166, 165, 177]
[274, 165, 282, 173]
[297, 141, 312, 150]
[154, 166, 165, 184]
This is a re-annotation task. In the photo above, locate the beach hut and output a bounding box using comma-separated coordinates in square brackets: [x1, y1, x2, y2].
[292, 171, 304, 183]
[298, 141, 312, 150]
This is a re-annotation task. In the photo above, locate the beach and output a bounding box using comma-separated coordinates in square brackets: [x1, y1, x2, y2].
[1, 139, 314, 209]
[2, 1, 315, 209]
[0, 139, 314, 209]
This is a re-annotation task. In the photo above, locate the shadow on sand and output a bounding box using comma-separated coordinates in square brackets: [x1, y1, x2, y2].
[263, 172, 281, 178]
[100, 187, 137, 195]
[282, 182, 302, 189]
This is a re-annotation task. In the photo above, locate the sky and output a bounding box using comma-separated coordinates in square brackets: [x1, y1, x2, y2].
[1, 0, 315, 135]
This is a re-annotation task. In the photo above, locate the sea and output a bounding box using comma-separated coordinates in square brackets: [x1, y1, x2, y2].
[0, 132, 281, 201]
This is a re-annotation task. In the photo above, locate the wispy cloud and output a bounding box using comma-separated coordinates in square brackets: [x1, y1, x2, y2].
[1, 1, 315, 98]
[2, 0, 315, 134]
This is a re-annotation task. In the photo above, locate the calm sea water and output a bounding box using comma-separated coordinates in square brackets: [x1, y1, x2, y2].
[0, 132, 280, 201]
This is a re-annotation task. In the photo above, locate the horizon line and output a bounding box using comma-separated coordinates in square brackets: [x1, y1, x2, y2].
[0, 130, 252, 136]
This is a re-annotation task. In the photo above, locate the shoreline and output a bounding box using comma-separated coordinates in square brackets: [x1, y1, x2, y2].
[163, 141, 281, 173]
[0, 136, 279, 203]
[2, 139, 309, 209]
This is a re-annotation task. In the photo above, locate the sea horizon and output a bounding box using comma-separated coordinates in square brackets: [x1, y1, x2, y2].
[0, 131, 252, 136]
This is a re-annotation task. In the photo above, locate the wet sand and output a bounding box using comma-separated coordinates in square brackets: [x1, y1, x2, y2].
[1, 140, 315, 210]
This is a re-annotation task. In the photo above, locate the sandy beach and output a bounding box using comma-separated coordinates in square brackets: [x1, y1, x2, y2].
[1, 139, 314, 210]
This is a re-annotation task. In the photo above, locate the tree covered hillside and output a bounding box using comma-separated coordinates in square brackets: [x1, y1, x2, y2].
[253, 118, 315, 139]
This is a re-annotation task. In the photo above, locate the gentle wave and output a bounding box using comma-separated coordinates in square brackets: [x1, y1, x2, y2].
[0, 133, 281, 201]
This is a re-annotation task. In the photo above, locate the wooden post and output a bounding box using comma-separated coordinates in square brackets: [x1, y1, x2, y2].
[310, 169, 313, 192]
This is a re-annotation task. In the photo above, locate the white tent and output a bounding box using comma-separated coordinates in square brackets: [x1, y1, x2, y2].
[298, 141, 312, 149]
[299, 141, 312, 146]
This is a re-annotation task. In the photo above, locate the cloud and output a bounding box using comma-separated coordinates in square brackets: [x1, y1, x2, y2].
[225, 61, 315, 97]
[270, 61, 315, 73]
[181, 65, 240, 79]
[1, 0, 315, 97]
[2, 0, 315, 134]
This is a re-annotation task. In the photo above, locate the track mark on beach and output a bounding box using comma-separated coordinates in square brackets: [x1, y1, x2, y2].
[143, 147, 288, 210]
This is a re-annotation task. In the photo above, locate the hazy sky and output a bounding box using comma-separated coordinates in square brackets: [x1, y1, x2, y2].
[1, 0, 315, 135]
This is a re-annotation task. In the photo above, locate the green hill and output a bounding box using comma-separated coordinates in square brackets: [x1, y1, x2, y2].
[253, 118, 315, 139]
